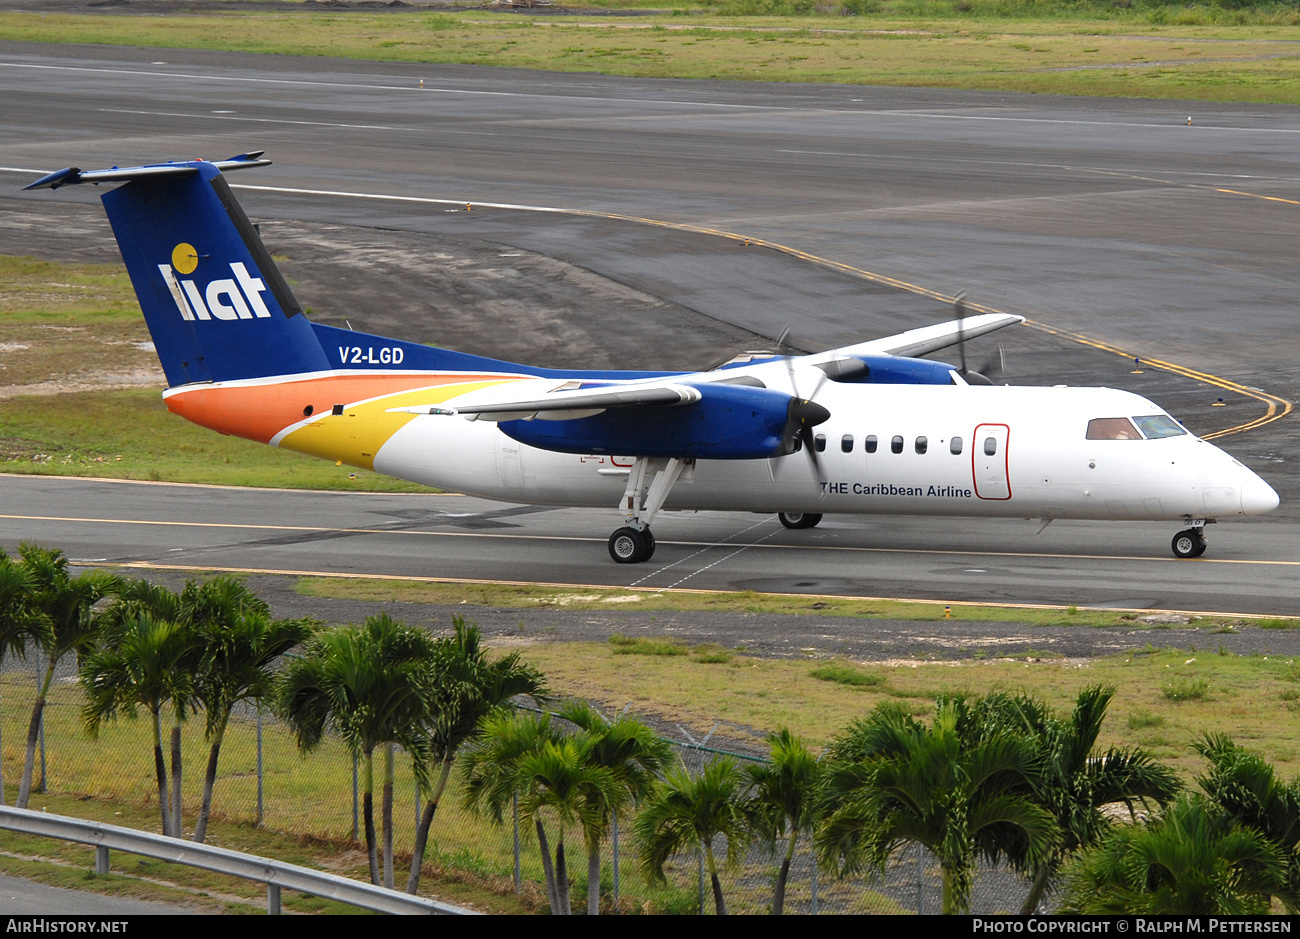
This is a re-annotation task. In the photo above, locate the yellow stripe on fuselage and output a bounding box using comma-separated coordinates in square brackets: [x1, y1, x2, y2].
[277, 379, 513, 471]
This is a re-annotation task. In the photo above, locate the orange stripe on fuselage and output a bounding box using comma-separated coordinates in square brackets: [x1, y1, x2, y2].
[164, 373, 515, 445]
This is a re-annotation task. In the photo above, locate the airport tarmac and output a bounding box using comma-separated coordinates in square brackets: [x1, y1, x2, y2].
[3, 474, 1298, 617]
[0, 41, 1297, 615]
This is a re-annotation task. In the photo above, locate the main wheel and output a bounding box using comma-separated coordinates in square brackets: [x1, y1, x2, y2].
[609, 526, 650, 564]
[778, 512, 823, 530]
[1171, 529, 1207, 559]
[642, 528, 656, 561]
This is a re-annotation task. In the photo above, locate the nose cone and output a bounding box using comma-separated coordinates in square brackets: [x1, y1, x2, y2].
[1241, 475, 1280, 515]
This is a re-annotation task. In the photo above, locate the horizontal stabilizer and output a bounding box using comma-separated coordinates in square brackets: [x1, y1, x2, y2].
[22, 153, 270, 191]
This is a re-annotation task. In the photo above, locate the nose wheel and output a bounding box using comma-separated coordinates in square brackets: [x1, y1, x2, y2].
[1171, 528, 1207, 559]
[778, 512, 823, 530]
[609, 526, 656, 564]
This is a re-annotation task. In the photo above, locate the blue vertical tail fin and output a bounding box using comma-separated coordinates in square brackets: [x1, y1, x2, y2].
[25, 156, 330, 386]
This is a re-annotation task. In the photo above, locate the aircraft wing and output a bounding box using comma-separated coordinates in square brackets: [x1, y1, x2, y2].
[387, 377, 703, 422]
[801, 312, 1024, 364]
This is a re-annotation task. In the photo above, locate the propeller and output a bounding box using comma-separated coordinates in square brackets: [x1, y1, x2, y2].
[774, 327, 832, 485]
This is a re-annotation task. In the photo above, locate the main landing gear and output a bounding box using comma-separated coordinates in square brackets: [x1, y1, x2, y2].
[1171, 517, 1211, 559]
[778, 511, 822, 530]
[609, 526, 656, 563]
[607, 457, 690, 564]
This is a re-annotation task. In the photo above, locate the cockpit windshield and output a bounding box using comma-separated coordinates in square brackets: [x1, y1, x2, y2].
[1131, 414, 1187, 439]
[1086, 418, 1140, 440]
[1087, 415, 1187, 440]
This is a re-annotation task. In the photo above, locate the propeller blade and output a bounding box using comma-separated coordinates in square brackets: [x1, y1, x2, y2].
[777, 325, 802, 401]
[802, 424, 825, 489]
[966, 344, 1007, 385]
[954, 292, 968, 376]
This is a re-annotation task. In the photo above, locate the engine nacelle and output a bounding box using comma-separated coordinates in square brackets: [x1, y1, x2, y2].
[833, 354, 958, 385]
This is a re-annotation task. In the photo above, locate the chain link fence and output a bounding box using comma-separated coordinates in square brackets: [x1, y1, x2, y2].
[0, 662, 1037, 914]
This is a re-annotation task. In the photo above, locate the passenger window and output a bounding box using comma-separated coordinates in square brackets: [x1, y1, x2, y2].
[1087, 417, 1140, 440]
[983, 437, 998, 456]
[915, 436, 928, 455]
[865, 435, 877, 454]
[891, 435, 903, 454]
[814, 434, 826, 453]
[841, 434, 854, 453]
[950, 436, 963, 455]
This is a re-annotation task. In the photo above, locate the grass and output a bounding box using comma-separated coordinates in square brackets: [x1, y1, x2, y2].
[294, 574, 1300, 630]
[608, 633, 692, 656]
[811, 661, 888, 687]
[1127, 708, 1166, 729]
[1162, 676, 1211, 700]
[609, 634, 737, 662]
[515, 639, 1300, 780]
[5, 6, 1300, 103]
[0, 255, 153, 388]
[1256, 618, 1300, 630]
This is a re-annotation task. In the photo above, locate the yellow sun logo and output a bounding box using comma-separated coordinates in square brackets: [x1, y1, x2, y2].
[171, 243, 198, 275]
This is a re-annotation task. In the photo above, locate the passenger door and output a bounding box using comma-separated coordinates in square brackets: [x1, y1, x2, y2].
[972, 423, 1011, 500]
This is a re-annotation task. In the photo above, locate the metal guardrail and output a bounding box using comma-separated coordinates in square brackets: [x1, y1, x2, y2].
[0, 805, 477, 915]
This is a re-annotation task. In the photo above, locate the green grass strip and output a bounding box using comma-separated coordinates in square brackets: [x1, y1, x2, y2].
[293, 574, 1299, 629]
[6, 6, 1300, 103]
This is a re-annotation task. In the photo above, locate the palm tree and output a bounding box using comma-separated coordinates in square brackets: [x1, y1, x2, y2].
[183, 576, 315, 843]
[817, 699, 1057, 914]
[1195, 734, 1300, 911]
[559, 701, 671, 915]
[1060, 796, 1286, 914]
[102, 577, 190, 834]
[405, 617, 546, 895]
[515, 735, 620, 915]
[745, 728, 824, 915]
[634, 757, 751, 915]
[275, 614, 437, 886]
[975, 685, 1181, 913]
[462, 710, 568, 913]
[79, 612, 199, 836]
[0, 550, 46, 806]
[15, 545, 120, 810]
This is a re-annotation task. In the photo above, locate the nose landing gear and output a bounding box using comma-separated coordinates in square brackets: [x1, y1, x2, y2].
[1171, 526, 1207, 559]
[778, 511, 823, 530]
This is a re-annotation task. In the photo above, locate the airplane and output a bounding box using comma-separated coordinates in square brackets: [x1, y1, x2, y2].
[24, 154, 1280, 564]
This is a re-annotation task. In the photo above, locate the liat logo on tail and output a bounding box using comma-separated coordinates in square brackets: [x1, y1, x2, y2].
[157, 242, 273, 322]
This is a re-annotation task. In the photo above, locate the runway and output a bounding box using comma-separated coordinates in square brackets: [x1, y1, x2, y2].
[3, 475, 1297, 616]
[0, 41, 1298, 614]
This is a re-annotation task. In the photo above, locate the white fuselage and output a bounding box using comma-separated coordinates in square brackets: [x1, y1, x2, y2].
[373, 383, 1279, 523]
